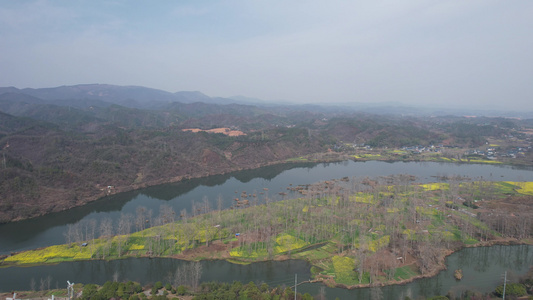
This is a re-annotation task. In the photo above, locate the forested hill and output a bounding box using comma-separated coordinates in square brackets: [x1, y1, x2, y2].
[0, 84, 531, 223]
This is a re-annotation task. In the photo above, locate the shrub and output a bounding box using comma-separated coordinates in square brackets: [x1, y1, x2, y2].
[177, 285, 188, 295]
[154, 281, 163, 290]
[494, 283, 526, 297]
[81, 284, 98, 300]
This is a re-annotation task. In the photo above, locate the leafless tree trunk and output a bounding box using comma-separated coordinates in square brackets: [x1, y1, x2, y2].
[63, 224, 73, 245]
[159, 204, 175, 225]
[173, 262, 202, 291]
[117, 213, 133, 256]
[356, 238, 367, 284]
[191, 261, 202, 291]
[88, 219, 97, 253]
[136, 206, 147, 232]
[99, 217, 113, 258]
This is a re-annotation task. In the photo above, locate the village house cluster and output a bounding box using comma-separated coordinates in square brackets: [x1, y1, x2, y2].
[464, 146, 531, 159]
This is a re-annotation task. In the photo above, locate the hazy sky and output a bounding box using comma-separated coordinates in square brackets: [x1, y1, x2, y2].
[1, 1, 532, 109]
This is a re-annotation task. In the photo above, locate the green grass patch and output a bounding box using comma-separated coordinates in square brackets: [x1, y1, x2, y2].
[464, 238, 479, 245]
[293, 242, 336, 261]
[393, 264, 419, 281]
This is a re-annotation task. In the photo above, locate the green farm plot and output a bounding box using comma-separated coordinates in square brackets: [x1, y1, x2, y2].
[293, 242, 337, 261]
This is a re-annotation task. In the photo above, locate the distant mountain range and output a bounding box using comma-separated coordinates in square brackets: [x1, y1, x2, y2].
[0, 84, 236, 109]
[0, 83, 531, 118]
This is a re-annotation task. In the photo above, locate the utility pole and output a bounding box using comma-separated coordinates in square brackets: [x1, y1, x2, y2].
[502, 271, 507, 300]
[294, 273, 297, 300]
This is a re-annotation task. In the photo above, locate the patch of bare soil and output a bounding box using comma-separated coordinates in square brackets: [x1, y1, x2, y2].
[182, 128, 246, 136]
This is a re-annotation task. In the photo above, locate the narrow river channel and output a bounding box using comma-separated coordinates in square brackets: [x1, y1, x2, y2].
[1, 245, 531, 298]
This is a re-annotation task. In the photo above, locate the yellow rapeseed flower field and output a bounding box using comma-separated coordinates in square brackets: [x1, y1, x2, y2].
[274, 233, 308, 254]
[128, 244, 145, 250]
[504, 182, 533, 195]
[421, 183, 449, 191]
[332, 255, 355, 275]
[5, 244, 93, 264]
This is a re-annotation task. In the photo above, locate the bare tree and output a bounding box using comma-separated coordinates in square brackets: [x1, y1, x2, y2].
[135, 206, 147, 232]
[117, 213, 133, 256]
[88, 219, 97, 253]
[159, 204, 175, 225]
[173, 262, 202, 291]
[191, 261, 203, 291]
[72, 223, 84, 251]
[356, 237, 368, 284]
[63, 224, 73, 245]
[65, 222, 85, 250]
[99, 218, 113, 258]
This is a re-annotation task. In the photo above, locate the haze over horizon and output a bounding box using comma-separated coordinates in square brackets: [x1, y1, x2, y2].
[1, 1, 532, 110]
